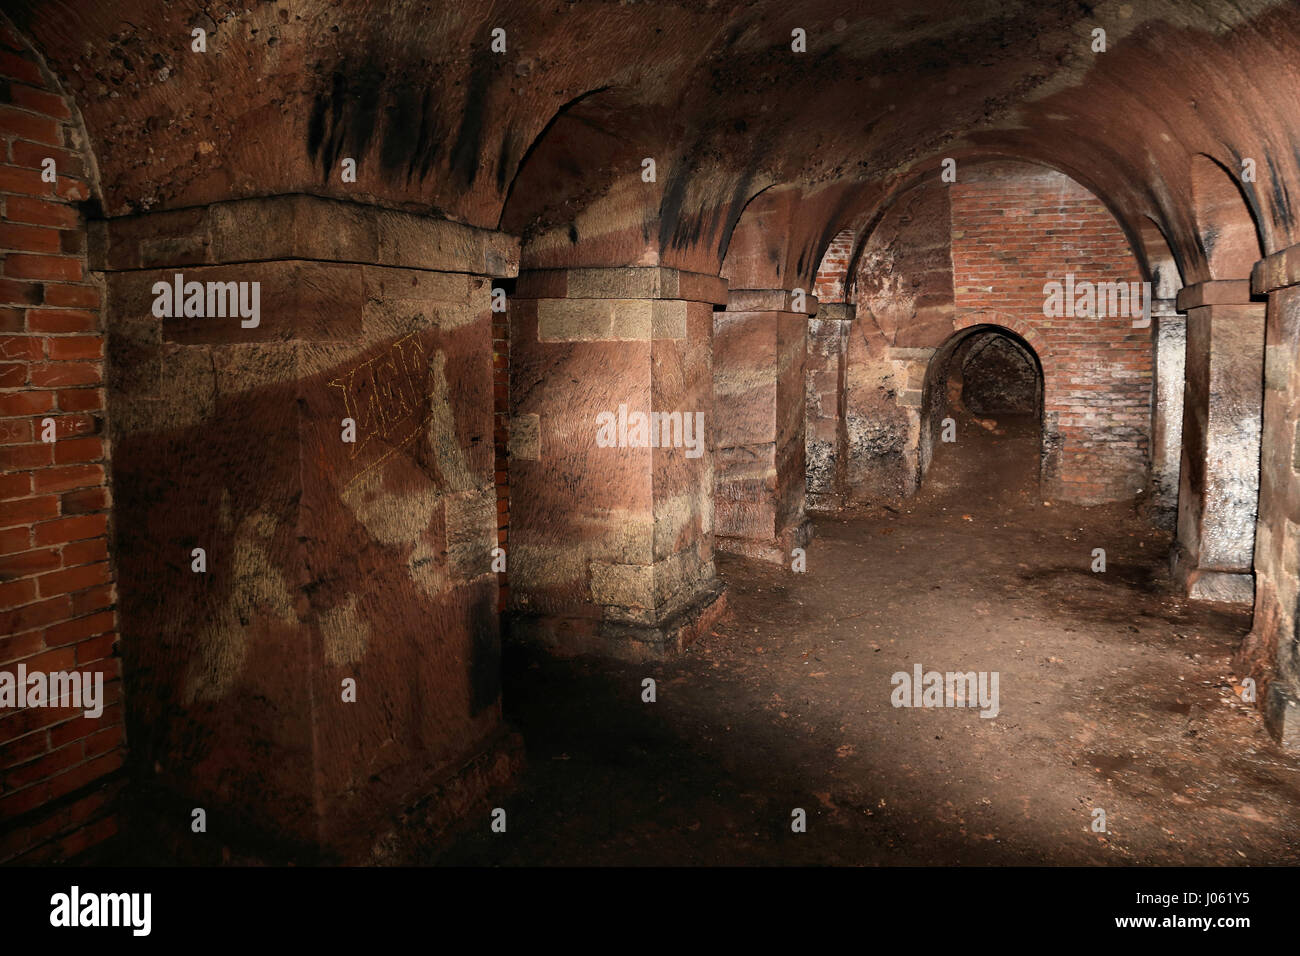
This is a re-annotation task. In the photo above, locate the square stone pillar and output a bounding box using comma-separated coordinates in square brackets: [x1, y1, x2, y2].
[1240, 246, 1300, 749]
[1171, 279, 1264, 604]
[714, 289, 813, 562]
[1149, 301, 1186, 530]
[806, 303, 855, 513]
[507, 267, 728, 659]
[92, 196, 521, 861]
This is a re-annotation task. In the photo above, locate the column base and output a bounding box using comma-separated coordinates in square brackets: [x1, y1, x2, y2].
[367, 726, 525, 864]
[1264, 680, 1300, 751]
[508, 579, 728, 661]
[120, 726, 524, 865]
[1171, 546, 1255, 604]
[806, 491, 845, 515]
[716, 513, 813, 565]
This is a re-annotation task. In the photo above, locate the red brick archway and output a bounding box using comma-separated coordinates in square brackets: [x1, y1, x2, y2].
[951, 310, 1054, 384]
[920, 321, 1046, 490]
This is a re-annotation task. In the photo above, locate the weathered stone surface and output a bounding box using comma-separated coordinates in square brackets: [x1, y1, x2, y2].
[107, 262, 366, 345]
[728, 289, 820, 315]
[508, 272, 721, 656]
[1150, 311, 1187, 530]
[1264, 681, 1300, 751]
[714, 302, 809, 560]
[101, 208, 513, 861]
[90, 195, 520, 277]
[1176, 279, 1252, 310]
[1241, 272, 1300, 748]
[517, 267, 728, 305]
[806, 316, 849, 512]
[1174, 292, 1265, 602]
[817, 303, 856, 322]
[535, 298, 688, 341]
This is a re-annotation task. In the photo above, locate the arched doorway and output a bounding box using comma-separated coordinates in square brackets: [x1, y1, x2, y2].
[919, 324, 1044, 501]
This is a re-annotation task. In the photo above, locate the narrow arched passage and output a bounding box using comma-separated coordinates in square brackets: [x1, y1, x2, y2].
[919, 325, 1044, 505]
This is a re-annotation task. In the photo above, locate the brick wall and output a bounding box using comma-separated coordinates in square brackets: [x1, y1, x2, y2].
[950, 165, 1152, 502]
[834, 164, 1151, 505]
[0, 21, 124, 863]
[813, 228, 854, 302]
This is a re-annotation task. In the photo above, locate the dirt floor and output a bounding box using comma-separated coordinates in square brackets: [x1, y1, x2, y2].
[436, 412, 1300, 865]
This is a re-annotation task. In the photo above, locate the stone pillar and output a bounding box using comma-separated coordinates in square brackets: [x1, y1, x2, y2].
[1241, 247, 1300, 749]
[1171, 280, 1264, 604]
[806, 303, 855, 513]
[507, 267, 728, 659]
[714, 289, 813, 562]
[1149, 300, 1186, 530]
[888, 347, 935, 494]
[92, 195, 521, 861]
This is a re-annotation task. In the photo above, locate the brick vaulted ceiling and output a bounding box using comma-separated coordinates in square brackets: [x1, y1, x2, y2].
[10, 0, 1298, 284]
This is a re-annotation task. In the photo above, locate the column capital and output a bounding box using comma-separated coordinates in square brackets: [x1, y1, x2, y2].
[515, 266, 728, 305]
[1252, 242, 1300, 296]
[726, 288, 819, 315]
[815, 302, 856, 322]
[1150, 296, 1183, 318]
[1175, 279, 1253, 310]
[88, 194, 520, 277]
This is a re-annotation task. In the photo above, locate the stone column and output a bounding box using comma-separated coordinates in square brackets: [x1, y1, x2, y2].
[92, 195, 521, 861]
[806, 302, 855, 513]
[1241, 247, 1300, 749]
[1149, 300, 1186, 530]
[507, 267, 728, 659]
[1171, 279, 1264, 604]
[714, 289, 813, 562]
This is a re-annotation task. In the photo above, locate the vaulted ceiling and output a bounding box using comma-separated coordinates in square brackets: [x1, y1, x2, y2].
[13, 0, 1297, 283]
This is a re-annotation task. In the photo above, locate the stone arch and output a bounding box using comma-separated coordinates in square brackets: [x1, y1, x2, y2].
[1141, 215, 1185, 301]
[919, 321, 1046, 488]
[840, 153, 1162, 307]
[951, 310, 1054, 376]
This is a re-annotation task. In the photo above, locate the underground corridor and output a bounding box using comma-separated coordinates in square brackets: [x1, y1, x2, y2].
[440, 473, 1282, 865]
[3, 0, 1300, 878]
[437, 322, 1296, 866]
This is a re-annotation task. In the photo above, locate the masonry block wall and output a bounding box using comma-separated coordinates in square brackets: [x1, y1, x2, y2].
[1248, 252, 1300, 746]
[94, 197, 520, 863]
[0, 25, 125, 863]
[819, 162, 1151, 507]
[507, 268, 727, 659]
[713, 296, 810, 560]
[950, 164, 1152, 503]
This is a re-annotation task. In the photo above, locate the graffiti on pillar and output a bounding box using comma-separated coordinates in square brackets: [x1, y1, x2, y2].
[329, 332, 475, 493]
